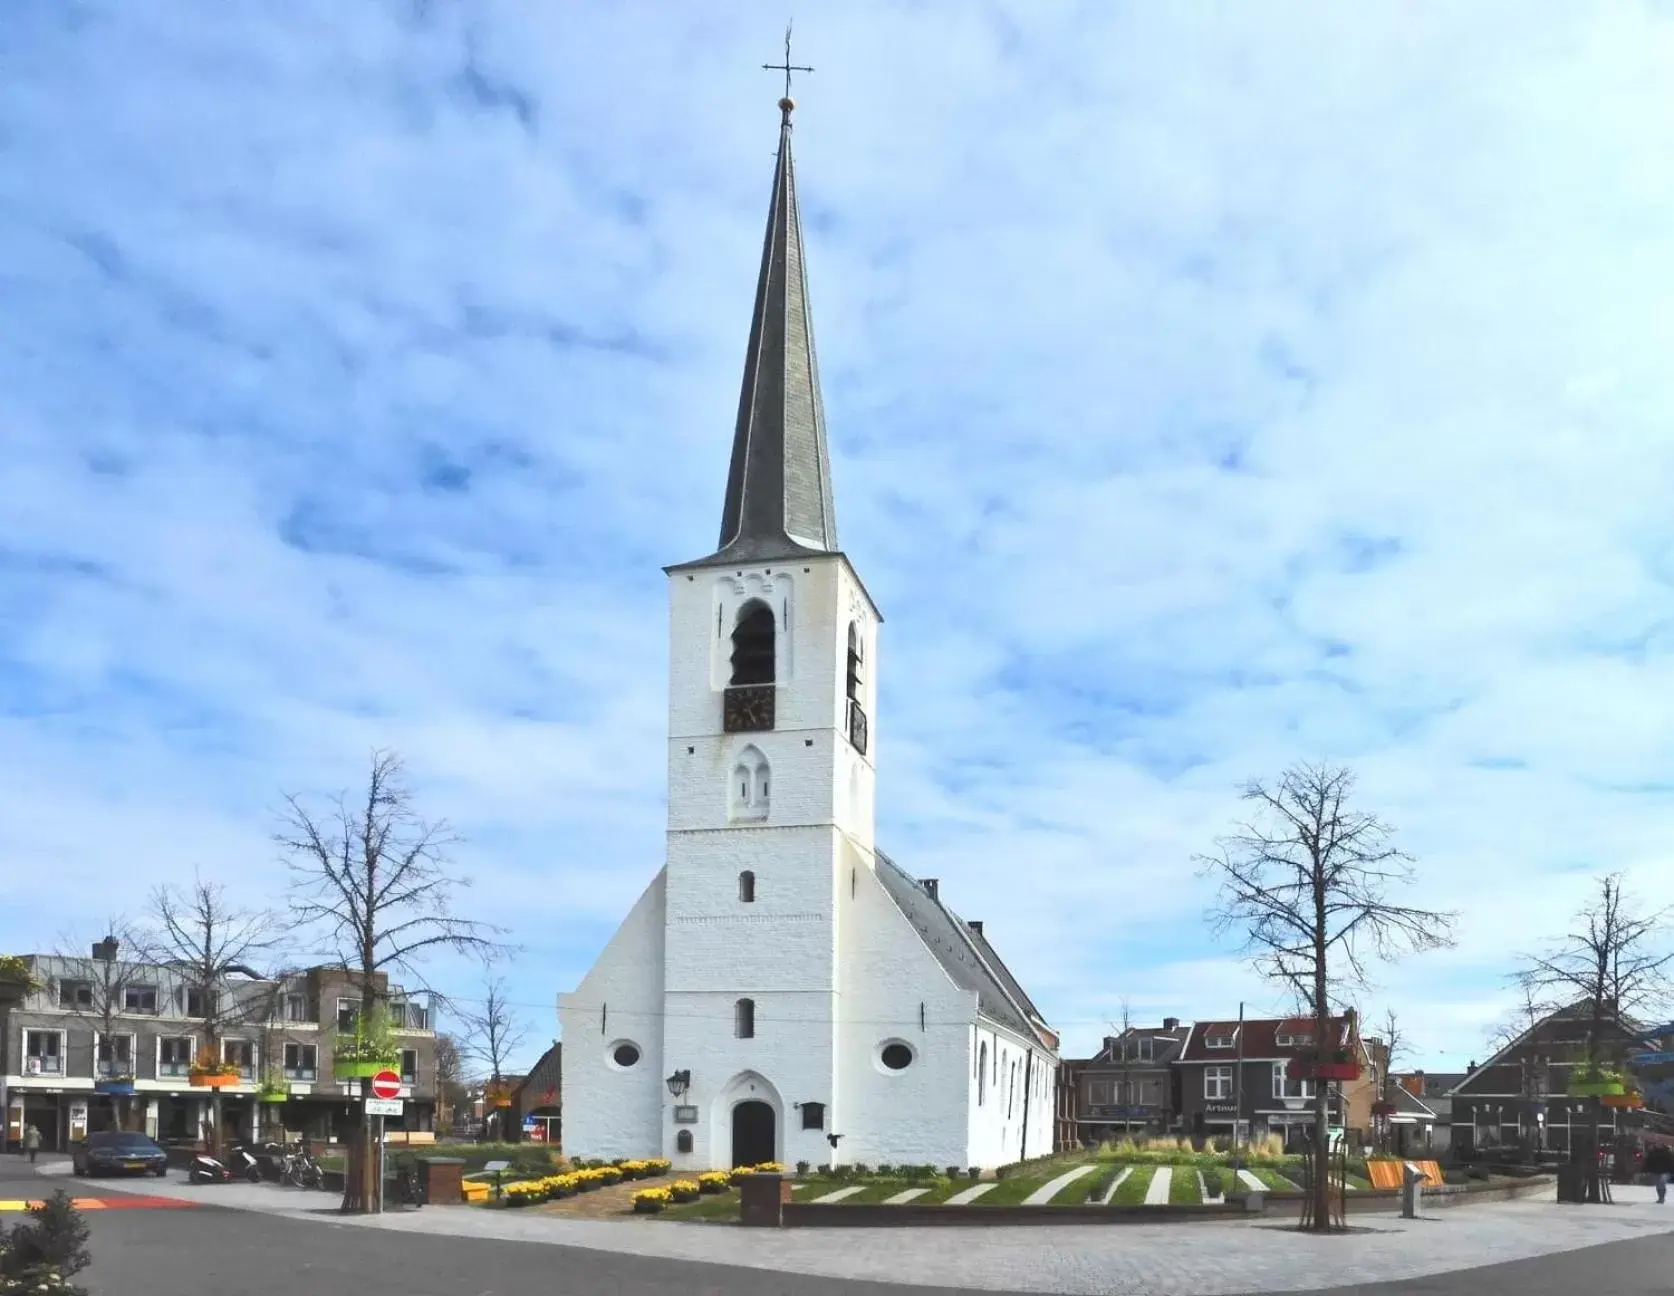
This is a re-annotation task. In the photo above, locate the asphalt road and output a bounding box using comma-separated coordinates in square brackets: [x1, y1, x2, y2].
[5, 1154, 1673, 1295]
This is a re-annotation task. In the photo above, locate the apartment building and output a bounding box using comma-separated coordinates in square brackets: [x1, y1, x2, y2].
[2, 952, 435, 1151]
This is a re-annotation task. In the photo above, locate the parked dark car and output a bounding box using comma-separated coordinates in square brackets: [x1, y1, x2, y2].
[72, 1131, 169, 1177]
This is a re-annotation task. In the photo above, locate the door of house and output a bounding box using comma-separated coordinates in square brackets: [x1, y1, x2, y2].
[731, 1100, 775, 1167]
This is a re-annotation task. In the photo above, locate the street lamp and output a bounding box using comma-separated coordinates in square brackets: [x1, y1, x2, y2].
[666, 1070, 690, 1099]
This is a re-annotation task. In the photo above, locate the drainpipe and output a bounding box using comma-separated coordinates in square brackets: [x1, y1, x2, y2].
[1020, 1047, 1035, 1160]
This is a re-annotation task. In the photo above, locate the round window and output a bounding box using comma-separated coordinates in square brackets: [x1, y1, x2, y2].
[880, 1042, 913, 1071]
[611, 1042, 641, 1069]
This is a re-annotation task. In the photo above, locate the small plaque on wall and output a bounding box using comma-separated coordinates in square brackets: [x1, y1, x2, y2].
[674, 1105, 698, 1124]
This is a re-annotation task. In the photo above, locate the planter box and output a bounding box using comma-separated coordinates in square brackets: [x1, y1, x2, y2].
[94, 1079, 138, 1096]
[189, 1072, 242, 1088]
[1569, 1081, 1626, 1097]
[257, 1090, 290, 1104]
[335, 1060, 397, 1080]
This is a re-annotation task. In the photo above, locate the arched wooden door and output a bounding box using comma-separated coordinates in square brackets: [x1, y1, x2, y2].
[731, 1099, 776, 1167]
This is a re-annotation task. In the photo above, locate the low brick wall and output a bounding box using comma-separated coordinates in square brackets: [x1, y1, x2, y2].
[1260, 1175, 1554, 1215]
[784, 1202, 1251, 1227]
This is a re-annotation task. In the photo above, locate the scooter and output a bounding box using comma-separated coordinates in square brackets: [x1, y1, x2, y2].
[188, 1145, 262, 1184]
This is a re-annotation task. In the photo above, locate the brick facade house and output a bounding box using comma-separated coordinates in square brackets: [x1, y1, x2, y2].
[1070, 1020, 1188, 1145]
[3, 954, 435, 1152]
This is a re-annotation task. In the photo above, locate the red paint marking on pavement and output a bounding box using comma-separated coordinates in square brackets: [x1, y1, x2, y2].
[0, 1196, 197, 1212]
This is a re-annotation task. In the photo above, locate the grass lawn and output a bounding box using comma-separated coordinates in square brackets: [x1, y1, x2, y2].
[1073, 1164, 1125, 1203]
[660, 1191, 743, 1222]
[1111, 1164, 1156, 1205]
[1169, 1167, 1202, 1204]
[1249, 1167, 1301, 1192]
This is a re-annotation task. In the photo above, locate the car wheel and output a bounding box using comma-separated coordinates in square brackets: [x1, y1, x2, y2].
[153, 1166, 168, 1177]
[72, 1163, 86, 1177]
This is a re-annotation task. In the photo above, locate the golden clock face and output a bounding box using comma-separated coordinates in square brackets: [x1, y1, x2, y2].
[724, 685, 775, 732]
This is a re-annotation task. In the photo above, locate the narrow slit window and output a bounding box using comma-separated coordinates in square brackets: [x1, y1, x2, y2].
[735, 998, 756, 1039]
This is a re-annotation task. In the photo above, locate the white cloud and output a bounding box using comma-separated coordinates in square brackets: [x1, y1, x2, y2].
[3, 0, 1674, 1070]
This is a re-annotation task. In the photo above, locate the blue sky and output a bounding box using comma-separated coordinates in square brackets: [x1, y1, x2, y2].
[4, 1, 1674, 1074]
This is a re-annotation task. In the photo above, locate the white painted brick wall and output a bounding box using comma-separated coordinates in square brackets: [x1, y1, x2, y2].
[556, 872, 667, 1161]
[560, 551, 1054, 1171]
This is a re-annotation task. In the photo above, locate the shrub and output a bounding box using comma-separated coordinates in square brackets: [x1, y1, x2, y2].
[0, 1192, 92, 1296]
[851, 1163, 871, 1176]
[1443, 1169, 1468, 1186]
[967, 1167, 981, 1180]
[876, 1163, 894, 1176]
[795, 1161, 810, 1176]
[946, 1165, 962, 1180]
[815, 1164, 832, 1177]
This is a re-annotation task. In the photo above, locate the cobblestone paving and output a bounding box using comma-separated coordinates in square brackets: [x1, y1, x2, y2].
[51, 1161, 1674, 1295]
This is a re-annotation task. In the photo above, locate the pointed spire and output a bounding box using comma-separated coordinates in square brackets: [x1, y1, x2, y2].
[706, 97, 838, 564]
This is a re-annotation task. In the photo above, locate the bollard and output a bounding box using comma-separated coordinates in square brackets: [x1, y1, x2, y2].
[739, 1172, 792, 1227]
[1401, 1161, 1423, 1219]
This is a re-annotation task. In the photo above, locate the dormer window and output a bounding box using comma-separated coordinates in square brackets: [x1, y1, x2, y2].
[1275, 1030, 1313, 1047]
[1206, 1031, 1236, 1049]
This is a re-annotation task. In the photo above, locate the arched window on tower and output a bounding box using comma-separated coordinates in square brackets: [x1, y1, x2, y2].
[729, 745, 770, 822]
[730, 601, 776, 686]
[735, 998, 756, 1039]
[738, 870, 756, 903]
[845, 621, 869, 755]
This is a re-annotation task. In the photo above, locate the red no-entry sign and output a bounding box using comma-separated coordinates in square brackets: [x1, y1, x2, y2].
[370, 1070, 402, 1100]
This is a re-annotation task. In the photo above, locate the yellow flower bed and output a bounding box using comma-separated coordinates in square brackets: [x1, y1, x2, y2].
[697, 1171, 731, 1194]
[726, 1161, 787, 1184]
[632, 1185, 673, 1214]
[669, 1178, 701, 1203]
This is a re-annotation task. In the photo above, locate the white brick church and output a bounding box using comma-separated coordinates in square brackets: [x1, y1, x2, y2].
[557, 96, 1060, 1173]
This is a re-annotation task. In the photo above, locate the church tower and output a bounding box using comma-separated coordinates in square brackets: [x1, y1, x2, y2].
[658, 92, 880, 1170]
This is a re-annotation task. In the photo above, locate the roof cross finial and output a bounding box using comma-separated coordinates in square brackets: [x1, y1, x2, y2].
[762, 22, 813, 118]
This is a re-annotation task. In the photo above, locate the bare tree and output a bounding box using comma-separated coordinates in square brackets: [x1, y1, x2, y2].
[1485, 981, 1546, 1055]
[1514, 873, 1674, 1201]
[140, 875, 284, 1154]
[1369, 1008, 1406, 1152]
[1107, 999, 1136, 1140]
[459, 978, 528, 1141]
[433, 1034, 467, 1136]
[52, 920, 144, 1132]
[1197, 762, 1457, 1232]
[278, 750, 502, 1213]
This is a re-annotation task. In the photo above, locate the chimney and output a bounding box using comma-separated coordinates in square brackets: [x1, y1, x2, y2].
[967, 920, 982, 935]
[1163, 1017, 1179, 1032]
[921, 878, 939, 901]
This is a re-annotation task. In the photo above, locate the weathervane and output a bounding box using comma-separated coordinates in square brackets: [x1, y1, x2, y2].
[762, 22, 813, 116]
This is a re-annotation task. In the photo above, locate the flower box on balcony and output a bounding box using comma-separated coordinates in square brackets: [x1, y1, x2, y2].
[1568, 1070, 1626, 1098]
[189, 1070, 242, 1088]
[1600, 1092, 1643, 1109]
[336, 1059, 396, 1080]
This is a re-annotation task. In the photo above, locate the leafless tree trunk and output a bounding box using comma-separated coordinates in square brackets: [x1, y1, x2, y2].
[460, 978, 528, 1142]
[139, 876, 283, 1157]
[1197, 762, 1457, 1232]
[278, 750, 502, 1214]
[1515, 873, 1673, 1202]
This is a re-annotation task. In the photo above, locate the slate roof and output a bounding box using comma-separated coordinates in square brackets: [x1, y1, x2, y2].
[1178, 1015, 1355, 1063]
[873, 852, 1056, 1050]
[673, 100, 838, 570]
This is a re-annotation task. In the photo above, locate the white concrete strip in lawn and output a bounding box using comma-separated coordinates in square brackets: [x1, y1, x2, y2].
[1098, 1166, 1133, 1205]
[1199, 1170, 1222, 1204]
[1237, 1169, 1267, 1193]
[811, 1186, 866, 1204]
[1144, 1165, 1173, 1205]
[943, 1181, 996, 1205]
[1023, 1163, 1098, 1206]
[884, 1188, 929, 1205]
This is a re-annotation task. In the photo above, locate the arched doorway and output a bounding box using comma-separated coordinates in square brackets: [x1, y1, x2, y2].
[731, 1099, 776, 1167]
